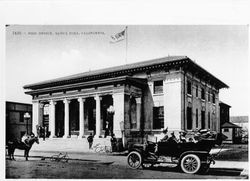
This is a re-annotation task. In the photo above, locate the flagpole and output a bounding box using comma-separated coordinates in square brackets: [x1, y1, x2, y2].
[125, 26, 128, 64]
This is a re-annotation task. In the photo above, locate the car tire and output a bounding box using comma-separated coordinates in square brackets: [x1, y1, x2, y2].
[180, 154, 201, 174]
[127, 151, 142, 169]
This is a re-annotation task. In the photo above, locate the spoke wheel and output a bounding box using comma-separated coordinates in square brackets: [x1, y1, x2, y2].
[127, 151, 142, 169]
[95, 147, 102, 153]
[180, 154, 201, 174]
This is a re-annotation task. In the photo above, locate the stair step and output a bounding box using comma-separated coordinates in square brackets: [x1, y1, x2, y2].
[32, 138, 112, 152]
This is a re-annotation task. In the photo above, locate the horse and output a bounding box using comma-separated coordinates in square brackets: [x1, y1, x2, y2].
[7, 136, 39, 161]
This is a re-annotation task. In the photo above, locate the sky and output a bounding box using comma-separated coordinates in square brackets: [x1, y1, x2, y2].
[5, 25, 249, 116]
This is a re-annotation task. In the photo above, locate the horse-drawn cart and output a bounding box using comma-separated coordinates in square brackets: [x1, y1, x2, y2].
[127, 131, 225, 174]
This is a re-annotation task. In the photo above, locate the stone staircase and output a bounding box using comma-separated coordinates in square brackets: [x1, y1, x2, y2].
[32, 137, 112, 153]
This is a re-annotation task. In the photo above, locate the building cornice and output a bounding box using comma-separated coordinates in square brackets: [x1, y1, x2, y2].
[25, 76, 147, 96]
[23, 56, 229, 91]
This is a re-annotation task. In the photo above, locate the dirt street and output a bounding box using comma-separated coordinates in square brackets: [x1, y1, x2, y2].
[5, 153, 247, 179]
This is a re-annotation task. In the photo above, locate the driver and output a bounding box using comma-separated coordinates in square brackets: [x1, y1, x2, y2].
[160, 128, 169, 142]
[21, 132, 30, 147]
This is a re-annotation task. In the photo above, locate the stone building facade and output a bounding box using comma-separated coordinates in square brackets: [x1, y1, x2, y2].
[6, 101, 32, 142]
[23, 56, 228, 148]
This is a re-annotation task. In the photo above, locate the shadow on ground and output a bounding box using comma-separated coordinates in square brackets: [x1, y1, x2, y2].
[142, 165, 243, 177]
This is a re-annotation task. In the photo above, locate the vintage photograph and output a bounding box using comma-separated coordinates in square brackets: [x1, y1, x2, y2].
[5, 25, 248, 179]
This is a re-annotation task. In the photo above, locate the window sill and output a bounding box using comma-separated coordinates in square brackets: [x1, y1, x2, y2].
[131, 129, 140, 132]
[153, 93, 164, 96]
[152, 129, 164, 132]
[187, 94, 192, 97]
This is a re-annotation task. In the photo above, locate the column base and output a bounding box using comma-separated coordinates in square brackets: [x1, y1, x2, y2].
[49, 135, 57, 139]
[94, 135, 103, 139]
[113, 130, 122, 138]
[78, 135, 85, 139]
[63, 135, 71, 139]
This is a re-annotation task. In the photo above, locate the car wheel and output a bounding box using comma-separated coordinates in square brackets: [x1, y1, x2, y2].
[180, 154, 201, 174]
[127, 151, 142, 169]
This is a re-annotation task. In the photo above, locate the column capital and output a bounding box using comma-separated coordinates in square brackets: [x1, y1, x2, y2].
[32, 100, 39, 103]
[63, 99, 71, 104]
[135, 97, 142, 104]
[77, 97, 86, 103]
[94, 95, 102, 101]
[39, 103, 45, 108]
[148, 82, 153, 86]
[49, 100, 57, 105]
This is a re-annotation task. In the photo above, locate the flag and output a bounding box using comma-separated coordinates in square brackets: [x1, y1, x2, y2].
[110, 29, 126, 43]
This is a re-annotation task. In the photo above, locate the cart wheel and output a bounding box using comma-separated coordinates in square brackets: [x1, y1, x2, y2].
[127, 151, 142, 169]
[180, 154, 201, 174]
[95, 147, 102, 153]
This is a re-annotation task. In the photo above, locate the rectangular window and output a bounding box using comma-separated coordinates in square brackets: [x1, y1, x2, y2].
[201, 88, 205, 100]
[212, 93, 216, 103]
[131, 98, 137, 129]
[224, 128, 229, 132]
[196, 85, 198, 97]
[208, 112, 210, 129]
[19, 112, 24, 122]
[196, 109, 198, 128]
[201, 110, 205, 129]
[153, 80, 163, 94]
[187, 81, 192, 95]
[187, 107, 192, 130]
[153, 106, 164, 129]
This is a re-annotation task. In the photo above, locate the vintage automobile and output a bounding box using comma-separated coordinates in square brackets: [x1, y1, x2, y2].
[127, 131, 225, 174]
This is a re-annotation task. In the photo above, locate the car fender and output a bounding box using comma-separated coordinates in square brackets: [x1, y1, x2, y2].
[129, 148, 143, 155]
[179, 151, 210, 162]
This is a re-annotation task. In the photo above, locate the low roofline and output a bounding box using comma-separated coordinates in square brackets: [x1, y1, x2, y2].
[219, 101, 231, 108]
[6, 101, 32, 106]
[23, 56, 229, 90]
[221, 122, 242, 128]
[187, 59, 229, 89]
[25, 76, 147, 95]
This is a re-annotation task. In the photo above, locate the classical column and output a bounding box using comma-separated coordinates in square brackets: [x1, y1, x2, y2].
[94, 95, 102, 138]
[32, 100, 43, 135]
[78, 97, 85, 138]
[49, 100, 56, 138]
[63, 99, 70, 138]
[135, 97, 142, 130]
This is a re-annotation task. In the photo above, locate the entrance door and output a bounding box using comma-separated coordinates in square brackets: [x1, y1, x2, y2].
[201, 110, 205, 129]
[55, 101, 64, 137]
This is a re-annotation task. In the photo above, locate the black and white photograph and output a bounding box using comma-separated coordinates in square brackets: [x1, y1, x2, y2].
[1, 1, 249, 180]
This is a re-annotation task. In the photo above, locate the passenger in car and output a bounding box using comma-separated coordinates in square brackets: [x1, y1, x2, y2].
[160, 128, 169, 142]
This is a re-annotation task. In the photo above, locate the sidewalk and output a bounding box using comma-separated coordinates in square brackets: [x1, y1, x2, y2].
[8, 139, 248, 177]
[10, 149, 128, 166]
[11, 148, 248, 169]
